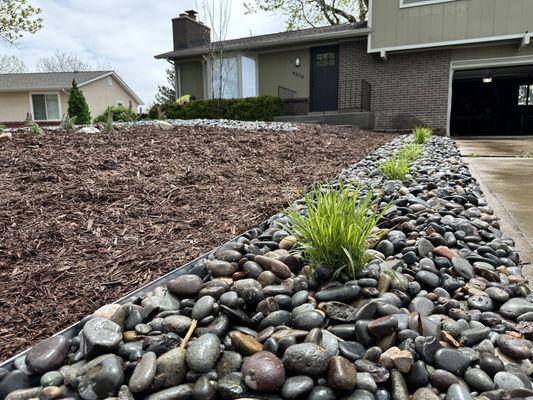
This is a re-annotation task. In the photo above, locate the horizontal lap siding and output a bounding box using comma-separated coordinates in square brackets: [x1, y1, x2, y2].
[339, 41, 451, 131]
[371, 0, 533, 50]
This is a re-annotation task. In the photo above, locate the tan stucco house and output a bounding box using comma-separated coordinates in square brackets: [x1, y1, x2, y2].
[0, 71, 143, 124]
[156, 1, 533, 136]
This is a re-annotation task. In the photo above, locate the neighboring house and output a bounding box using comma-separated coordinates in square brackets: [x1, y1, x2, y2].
[156, 2, 533, 136]
[0, 71, 144, 124]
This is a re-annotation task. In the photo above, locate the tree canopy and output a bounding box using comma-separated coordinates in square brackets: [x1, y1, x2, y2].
[0, 0, 42, 43]
[0, 54, 26, 73]
[155, 67, 176, 104]
[36, 50, 113, 73]
[245, 0, 368, 30]
[36, 50, 90, 72]
[67, 80, 91, 124]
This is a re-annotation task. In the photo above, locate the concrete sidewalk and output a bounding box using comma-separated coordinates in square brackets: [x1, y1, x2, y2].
[455, 138, 533, 283]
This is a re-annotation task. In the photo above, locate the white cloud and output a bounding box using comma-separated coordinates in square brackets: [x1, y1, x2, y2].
[0, 0, 286, 107]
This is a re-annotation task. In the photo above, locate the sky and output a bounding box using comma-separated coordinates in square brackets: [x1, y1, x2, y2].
[0, 0, 286, 107]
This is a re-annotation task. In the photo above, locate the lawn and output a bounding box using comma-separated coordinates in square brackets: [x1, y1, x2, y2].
[0, 123, 392, 360]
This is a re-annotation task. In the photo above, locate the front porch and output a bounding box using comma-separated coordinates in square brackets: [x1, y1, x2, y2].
[275, 78, 374, 128]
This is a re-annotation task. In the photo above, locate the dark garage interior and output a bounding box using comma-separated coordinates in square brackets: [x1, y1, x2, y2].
[451, 65, 533, 136]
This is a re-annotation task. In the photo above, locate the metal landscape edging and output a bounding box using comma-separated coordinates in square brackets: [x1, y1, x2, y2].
[0, 228, 257, 371]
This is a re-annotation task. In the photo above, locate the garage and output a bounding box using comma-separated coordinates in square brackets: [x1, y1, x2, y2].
[450, 65, 533, 136]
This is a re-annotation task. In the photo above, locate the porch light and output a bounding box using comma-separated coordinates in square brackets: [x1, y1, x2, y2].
[294, 57, 301, 67]
[483, 77, 493, 84]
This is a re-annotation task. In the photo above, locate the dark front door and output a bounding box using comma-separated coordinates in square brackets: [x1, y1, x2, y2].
[310, 45, 339, 112]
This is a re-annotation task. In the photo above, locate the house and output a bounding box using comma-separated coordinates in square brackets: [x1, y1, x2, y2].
[155, 2, 533, 136]
[0, 71, 143, 124]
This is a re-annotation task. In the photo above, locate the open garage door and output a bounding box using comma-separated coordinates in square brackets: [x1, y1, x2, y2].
[451, 65, 533, 136]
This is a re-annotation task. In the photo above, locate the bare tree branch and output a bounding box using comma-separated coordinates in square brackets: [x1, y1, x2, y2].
[36, 50, 113, 72]
[0, 54, 26, 73]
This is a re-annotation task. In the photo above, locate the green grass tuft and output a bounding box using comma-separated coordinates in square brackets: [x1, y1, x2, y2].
[380, 153, 410, 180]
[60, 113, 77, 130]
[285, 183, 387, 280]
[412, 126, 433, 144]
[401, 143, 422, 162]
[28, 122, 44, 136]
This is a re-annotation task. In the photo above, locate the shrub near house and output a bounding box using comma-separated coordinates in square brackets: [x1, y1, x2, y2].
[94, 106, 138, 123]
[149, 96, 282, 121]
[67, 80, 91, 124]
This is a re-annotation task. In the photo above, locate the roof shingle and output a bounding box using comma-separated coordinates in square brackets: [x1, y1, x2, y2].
[0, 71, 112, 91]
[155, 22, 368, 60]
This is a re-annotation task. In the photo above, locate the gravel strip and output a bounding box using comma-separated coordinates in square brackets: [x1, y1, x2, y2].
[134, 119, 299, 132]
[4, 118, 300, 133]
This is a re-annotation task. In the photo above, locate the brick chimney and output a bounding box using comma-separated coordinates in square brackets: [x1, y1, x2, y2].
[172, 10, 211, 50]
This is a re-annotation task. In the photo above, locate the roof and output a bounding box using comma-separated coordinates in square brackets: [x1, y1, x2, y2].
[0, 71, 111, 91]
[155, 22, 369, 60]
[0, 71, 144, 105]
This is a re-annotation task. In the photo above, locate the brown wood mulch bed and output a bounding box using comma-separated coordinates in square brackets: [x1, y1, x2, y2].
[0, 123, 394, 361]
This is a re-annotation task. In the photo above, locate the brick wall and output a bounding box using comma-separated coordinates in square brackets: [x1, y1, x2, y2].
[338, 41, 451, 131]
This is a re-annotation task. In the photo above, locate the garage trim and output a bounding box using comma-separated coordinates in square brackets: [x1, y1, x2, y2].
[447, 54, 533, 136]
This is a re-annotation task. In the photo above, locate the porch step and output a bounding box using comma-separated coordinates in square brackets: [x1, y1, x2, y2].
[274, 112, 375, 129]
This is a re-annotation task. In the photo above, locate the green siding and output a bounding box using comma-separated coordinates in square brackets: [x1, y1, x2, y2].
[371, 0, 533, 50]
[451, 42, 533, 61]
[258, 49, 309, 98]
[178, 61, 204, 99]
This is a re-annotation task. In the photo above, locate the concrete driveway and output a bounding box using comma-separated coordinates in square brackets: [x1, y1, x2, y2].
[454, 138, 533, 283]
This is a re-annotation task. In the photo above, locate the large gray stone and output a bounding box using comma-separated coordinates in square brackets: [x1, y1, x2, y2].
[82, 317, 122, 357]
[186, 333, 221, 373]
[282, 343, 329, 376]
[25, 335, 70, 374]
[77, 354, 124, 400]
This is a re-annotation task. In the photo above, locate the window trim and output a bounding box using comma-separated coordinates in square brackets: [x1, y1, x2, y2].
[29, 92, 62, 122]
[399, 0, 456, 8]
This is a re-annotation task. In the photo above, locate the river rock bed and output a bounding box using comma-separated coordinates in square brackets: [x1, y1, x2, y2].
[1, 136, 532, 400]
[133, 119, 299, 132]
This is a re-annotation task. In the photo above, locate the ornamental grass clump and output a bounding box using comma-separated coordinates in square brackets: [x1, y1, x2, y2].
[401, 142, 422, 162]
[412, 126, 433, 144]
[285, 183, 387, 279]
[28, 122, 44, 136]
[380, 152, 410, 180]
[60, 113, 76, 130]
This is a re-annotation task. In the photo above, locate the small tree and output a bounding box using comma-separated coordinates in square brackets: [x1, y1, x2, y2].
[155, 67, 176, 104]
[67, 80, 91, 124]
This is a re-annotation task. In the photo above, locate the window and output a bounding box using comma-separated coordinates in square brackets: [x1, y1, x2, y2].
[400, 0, 456, 8]
[32, 94, 60, 121]
[211, 57, 238, 99]
[241, 56, 257, 98]
[518, 85, 533, 106]
[208, 55, 257, 99]
[316, 52, 336, 67]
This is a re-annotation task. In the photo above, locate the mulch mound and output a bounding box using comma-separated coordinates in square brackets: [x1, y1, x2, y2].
[0, 124, 393, 361]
